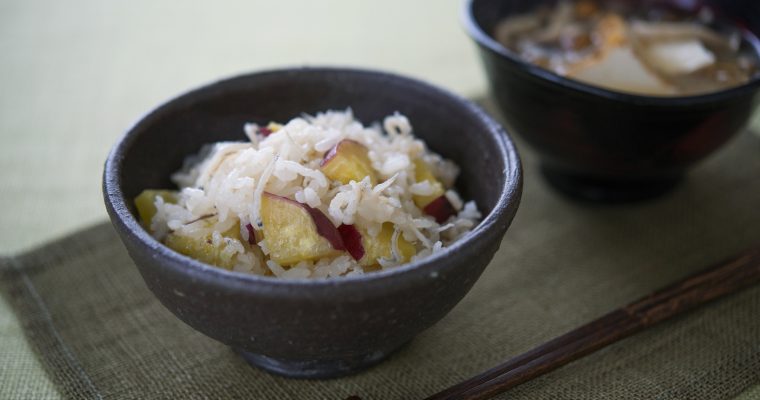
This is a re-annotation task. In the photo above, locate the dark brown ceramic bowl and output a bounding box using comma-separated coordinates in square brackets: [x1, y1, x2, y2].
[103, 67, 522, 378]
[464, 0, 760, 201]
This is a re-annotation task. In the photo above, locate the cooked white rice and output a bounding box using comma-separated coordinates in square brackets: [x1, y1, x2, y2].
[149, 109, 481, 278]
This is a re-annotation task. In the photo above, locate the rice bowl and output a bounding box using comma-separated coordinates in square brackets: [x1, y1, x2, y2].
[103, 67, 522, 378]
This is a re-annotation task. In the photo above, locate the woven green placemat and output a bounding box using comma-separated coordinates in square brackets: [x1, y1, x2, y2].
[2, 129, 759, 399]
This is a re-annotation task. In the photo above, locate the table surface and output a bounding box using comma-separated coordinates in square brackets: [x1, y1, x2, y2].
[1, 1, 484, 398]
[1, 1, 757, 398]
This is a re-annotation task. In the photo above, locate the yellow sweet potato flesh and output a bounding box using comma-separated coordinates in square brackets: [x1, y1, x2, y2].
[134, 190, 178, 227]
[260, 193, 341, 266]
[412, 159, 445, 209]
[164, 222, 242, 270]
[359, 223, 416, 267]
[321, 140, 377, 185]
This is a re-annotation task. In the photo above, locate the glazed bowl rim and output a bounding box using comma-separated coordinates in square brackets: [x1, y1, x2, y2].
[461, 0, 760, 107]
[103, 66, 522, 295]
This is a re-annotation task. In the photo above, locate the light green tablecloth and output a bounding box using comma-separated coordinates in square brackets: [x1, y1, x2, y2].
[1, 1, 758, 398]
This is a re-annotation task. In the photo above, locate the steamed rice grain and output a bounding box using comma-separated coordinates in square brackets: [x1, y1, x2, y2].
[144, 109, 481, 278]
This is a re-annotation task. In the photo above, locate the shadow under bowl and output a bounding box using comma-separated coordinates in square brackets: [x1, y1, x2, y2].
[463, 0, 760, 202]
[103, 67, 522, 378]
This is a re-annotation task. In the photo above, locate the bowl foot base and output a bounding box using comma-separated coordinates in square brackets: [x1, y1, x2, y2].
[541, 166, 681, 203]
[236, 345, 403, 379]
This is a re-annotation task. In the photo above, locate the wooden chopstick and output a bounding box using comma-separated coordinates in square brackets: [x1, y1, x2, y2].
[426, 245, 760, 400]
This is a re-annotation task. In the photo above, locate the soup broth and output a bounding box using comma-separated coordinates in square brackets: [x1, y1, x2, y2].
[493, 0, 760, 96]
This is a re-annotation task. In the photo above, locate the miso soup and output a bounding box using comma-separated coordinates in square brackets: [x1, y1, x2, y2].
[493, 0, 760, 96]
